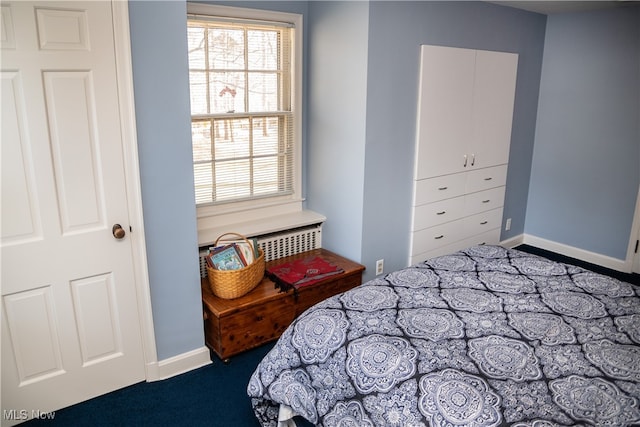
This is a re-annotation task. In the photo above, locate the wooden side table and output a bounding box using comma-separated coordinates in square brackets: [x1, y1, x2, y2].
[201, 248, 365, 361]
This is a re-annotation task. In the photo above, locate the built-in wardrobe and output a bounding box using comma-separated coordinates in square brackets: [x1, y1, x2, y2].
[410, 45, 518, 264]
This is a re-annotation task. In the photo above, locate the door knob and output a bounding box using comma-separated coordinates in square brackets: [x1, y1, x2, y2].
[112, 224, 126, 239]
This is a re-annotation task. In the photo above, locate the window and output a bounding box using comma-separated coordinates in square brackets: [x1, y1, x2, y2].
[187, 4, 301, 215]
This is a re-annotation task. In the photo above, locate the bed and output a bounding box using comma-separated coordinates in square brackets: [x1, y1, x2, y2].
[247, 245, 640, 427]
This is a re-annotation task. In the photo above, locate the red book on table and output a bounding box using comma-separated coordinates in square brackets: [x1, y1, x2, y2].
[266, 256, 345, 291]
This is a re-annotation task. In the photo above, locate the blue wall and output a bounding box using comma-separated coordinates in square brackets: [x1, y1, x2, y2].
[527, 6, 640, 260]
[127, 0, 545, 360]
[128, 0, 310, 360]
[306, 1, 369, 263]
[360, 1, 547, 280]
[128, 1, 204, 360]
[127, 0, 635, 361]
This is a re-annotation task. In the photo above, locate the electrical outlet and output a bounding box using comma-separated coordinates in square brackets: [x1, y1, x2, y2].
[376, 259, 384, 275]
[505, 218, 512, 231]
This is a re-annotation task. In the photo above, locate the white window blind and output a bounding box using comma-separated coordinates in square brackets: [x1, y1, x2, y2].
[187, 15, 295, 206]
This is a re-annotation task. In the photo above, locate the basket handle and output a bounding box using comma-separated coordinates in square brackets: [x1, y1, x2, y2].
[215, 232, 252, 248]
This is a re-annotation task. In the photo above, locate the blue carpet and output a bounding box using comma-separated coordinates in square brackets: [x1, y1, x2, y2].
[25, 343, 275, 427]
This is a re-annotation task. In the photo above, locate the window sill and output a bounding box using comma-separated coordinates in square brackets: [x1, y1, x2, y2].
[197, 210, 326, 247]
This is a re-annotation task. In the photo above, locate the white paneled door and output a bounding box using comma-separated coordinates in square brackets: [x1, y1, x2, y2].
[1, 1, 146, 423]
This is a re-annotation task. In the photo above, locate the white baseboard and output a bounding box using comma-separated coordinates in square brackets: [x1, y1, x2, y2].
[505, 233, 631, 273]
[499, 234, 524, 248]
[146, 346, 212, 382]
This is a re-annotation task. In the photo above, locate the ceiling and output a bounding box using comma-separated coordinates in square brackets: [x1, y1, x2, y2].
[487, 1, 637, 15]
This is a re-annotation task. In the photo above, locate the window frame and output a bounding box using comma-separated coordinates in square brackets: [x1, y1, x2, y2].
[187, 3, 303, 225]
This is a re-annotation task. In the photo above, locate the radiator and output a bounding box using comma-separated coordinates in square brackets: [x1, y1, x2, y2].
[199, 223, 323, 278]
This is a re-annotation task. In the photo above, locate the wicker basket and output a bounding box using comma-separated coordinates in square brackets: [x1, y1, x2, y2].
[206, 233, 265, 299]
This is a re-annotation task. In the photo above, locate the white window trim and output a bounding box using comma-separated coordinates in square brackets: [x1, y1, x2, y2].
[187, 3, 304, 241]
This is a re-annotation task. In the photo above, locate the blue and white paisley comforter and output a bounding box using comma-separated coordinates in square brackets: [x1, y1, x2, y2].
[247, 245, 640, 427]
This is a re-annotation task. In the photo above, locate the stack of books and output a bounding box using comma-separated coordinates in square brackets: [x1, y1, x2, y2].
[205, 238, 259, 271]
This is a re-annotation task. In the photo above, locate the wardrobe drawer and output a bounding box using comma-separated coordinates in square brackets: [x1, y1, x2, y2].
[466, 165, 507, 193]
[411, 220, 467, 256]
[414, 173, 466, 205]
[463, 208, 503, 236]
[412, 196, 465, 231]
[465, 186, 505, 216]
[409, 228, 501, 265]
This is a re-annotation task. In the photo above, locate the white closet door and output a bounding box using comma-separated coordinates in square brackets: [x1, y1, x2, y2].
[1, 1, 146, 421]
[415, 45, 475, 179]
[470, 50, 518, 169]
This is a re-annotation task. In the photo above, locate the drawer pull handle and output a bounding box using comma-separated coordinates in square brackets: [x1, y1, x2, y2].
[482, 199, 491, 203]
[434, 235, 444, 240]
[463, 155, 468, 167]
[438, 186, 448, 191]
[484, 177, 492, 181]
[480, 221, 488, 225]
[436, 211, 446, 215]
[471, 154, 475, 166]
